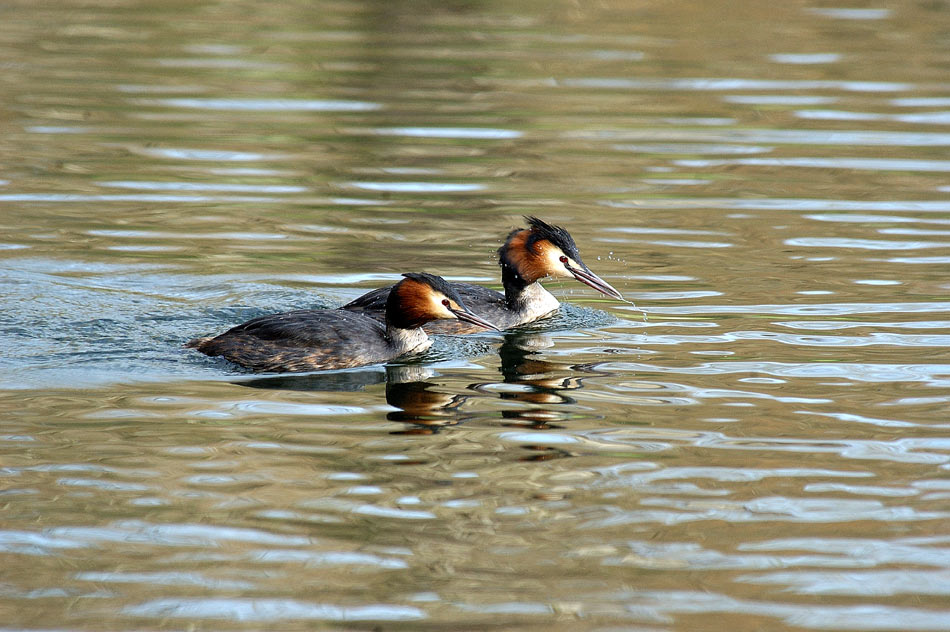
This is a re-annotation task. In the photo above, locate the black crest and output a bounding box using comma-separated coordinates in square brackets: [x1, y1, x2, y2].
[523, 216, 582, 261]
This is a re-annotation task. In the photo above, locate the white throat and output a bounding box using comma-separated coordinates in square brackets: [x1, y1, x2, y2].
[517, 282, 560, 320]
[388, 326, 432, 355]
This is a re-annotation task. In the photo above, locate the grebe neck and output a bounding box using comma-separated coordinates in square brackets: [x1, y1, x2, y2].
[386, 324, 431, 355]
[501, 260, 534, 308]
[500, 271, 560, 321]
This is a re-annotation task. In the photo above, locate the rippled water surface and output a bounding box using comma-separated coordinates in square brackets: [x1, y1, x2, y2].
[3, 1, 950, 630]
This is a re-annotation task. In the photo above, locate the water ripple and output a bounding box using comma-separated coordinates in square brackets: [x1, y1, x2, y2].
[0, 193, 283, 203]
[769, 53, 842, 64]
[796, 109, 950, 125]
[640, 301, 950, 316]
[880, 228, 950, 236]
[579, 590, 948, 630]
[808, 7, 891, 19]
[297, 498, 436, 520]
[605, 227, 730, 236]
[893, 97, 950, 107]
[615, 330, 950, 348]
[609, 238, 733, 249]
[133, 147, 289, 161]
[806, 214, 950, 225]
[150, 98, 382, 111]
[574, 128, 950, 147]
[605, 198, 950, 212]
[803, 483, 918, 496]
[75, 571, 254, 590]
[47, 521, 309, 547]
[369, 126, 522, 139]
[87, 229, 294, 240]
[249, 549, 409, 569]
[776, 320, 950, 331]
[676, 157, 950, 172]
[724, 95, 839, 105]
[885, 256, 950, 264]
[737, 569, 950, 596]
[149, 58, 289, 70]
[345, 182, 484, 193]
[0, 531, 87, 555]
[583, 496, 949, 528]
[585, 538, 945, 572]
[123, 598, 426, 621]
[593, 361, 950, 384]
[612, 142, 772, 154]
[561, 77, 911, 92]
[97, 181, 307, 193]
[509, 428, 949, 463]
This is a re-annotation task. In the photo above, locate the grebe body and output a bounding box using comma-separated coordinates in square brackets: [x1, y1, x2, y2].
[188, 273, 498, 373]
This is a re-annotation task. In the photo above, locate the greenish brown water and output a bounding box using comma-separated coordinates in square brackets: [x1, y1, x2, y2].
[2, 1, 950, 630]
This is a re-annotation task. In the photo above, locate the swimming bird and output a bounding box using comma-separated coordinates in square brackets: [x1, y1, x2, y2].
[341, 216, 623, 333]
[187, 272, 498, 373]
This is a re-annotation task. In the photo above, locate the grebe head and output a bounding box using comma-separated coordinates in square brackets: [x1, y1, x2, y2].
[387, 273, 500, 331]
[499, 216, 624, 300]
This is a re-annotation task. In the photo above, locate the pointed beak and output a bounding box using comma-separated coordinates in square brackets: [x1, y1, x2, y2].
[566, 263, 624, 301]
[450, 307, 501, 331]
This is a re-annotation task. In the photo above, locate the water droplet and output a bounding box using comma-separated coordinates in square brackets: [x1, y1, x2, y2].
[620, 297, 648, 322]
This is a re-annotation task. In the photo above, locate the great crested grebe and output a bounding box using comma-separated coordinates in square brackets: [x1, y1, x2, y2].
[187, 273, 499, 373]
[342, 217, 623, 333]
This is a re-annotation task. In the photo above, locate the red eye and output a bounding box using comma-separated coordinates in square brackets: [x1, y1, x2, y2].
[442, 299, 451, 307]
[559, 255, 569, 264]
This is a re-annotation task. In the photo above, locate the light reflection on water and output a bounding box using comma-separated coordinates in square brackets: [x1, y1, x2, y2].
[2, 0, 950, 629]
[150, 98, 384, 111]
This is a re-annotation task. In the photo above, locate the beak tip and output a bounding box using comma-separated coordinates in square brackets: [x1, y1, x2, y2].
[571, 268, 624, 302]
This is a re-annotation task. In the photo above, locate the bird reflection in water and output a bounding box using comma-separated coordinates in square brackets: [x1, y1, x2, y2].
[485, 332, 608, 461]
[238, 366, 388, 391]
[384, 366, 471, 434]
[385, 333, 603, 463]
[486, 333, 592, 429]
[239, 364, 474, 433]
[386, 333, 602, 435]
[237, 331, 608, 450]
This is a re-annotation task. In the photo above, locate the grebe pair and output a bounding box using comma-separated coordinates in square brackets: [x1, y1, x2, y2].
[188, 218, 621, 373]
[342, 216, 622, 333]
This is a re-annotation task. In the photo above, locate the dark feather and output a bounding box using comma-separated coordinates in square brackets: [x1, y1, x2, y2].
[190, 309, 398, 372]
